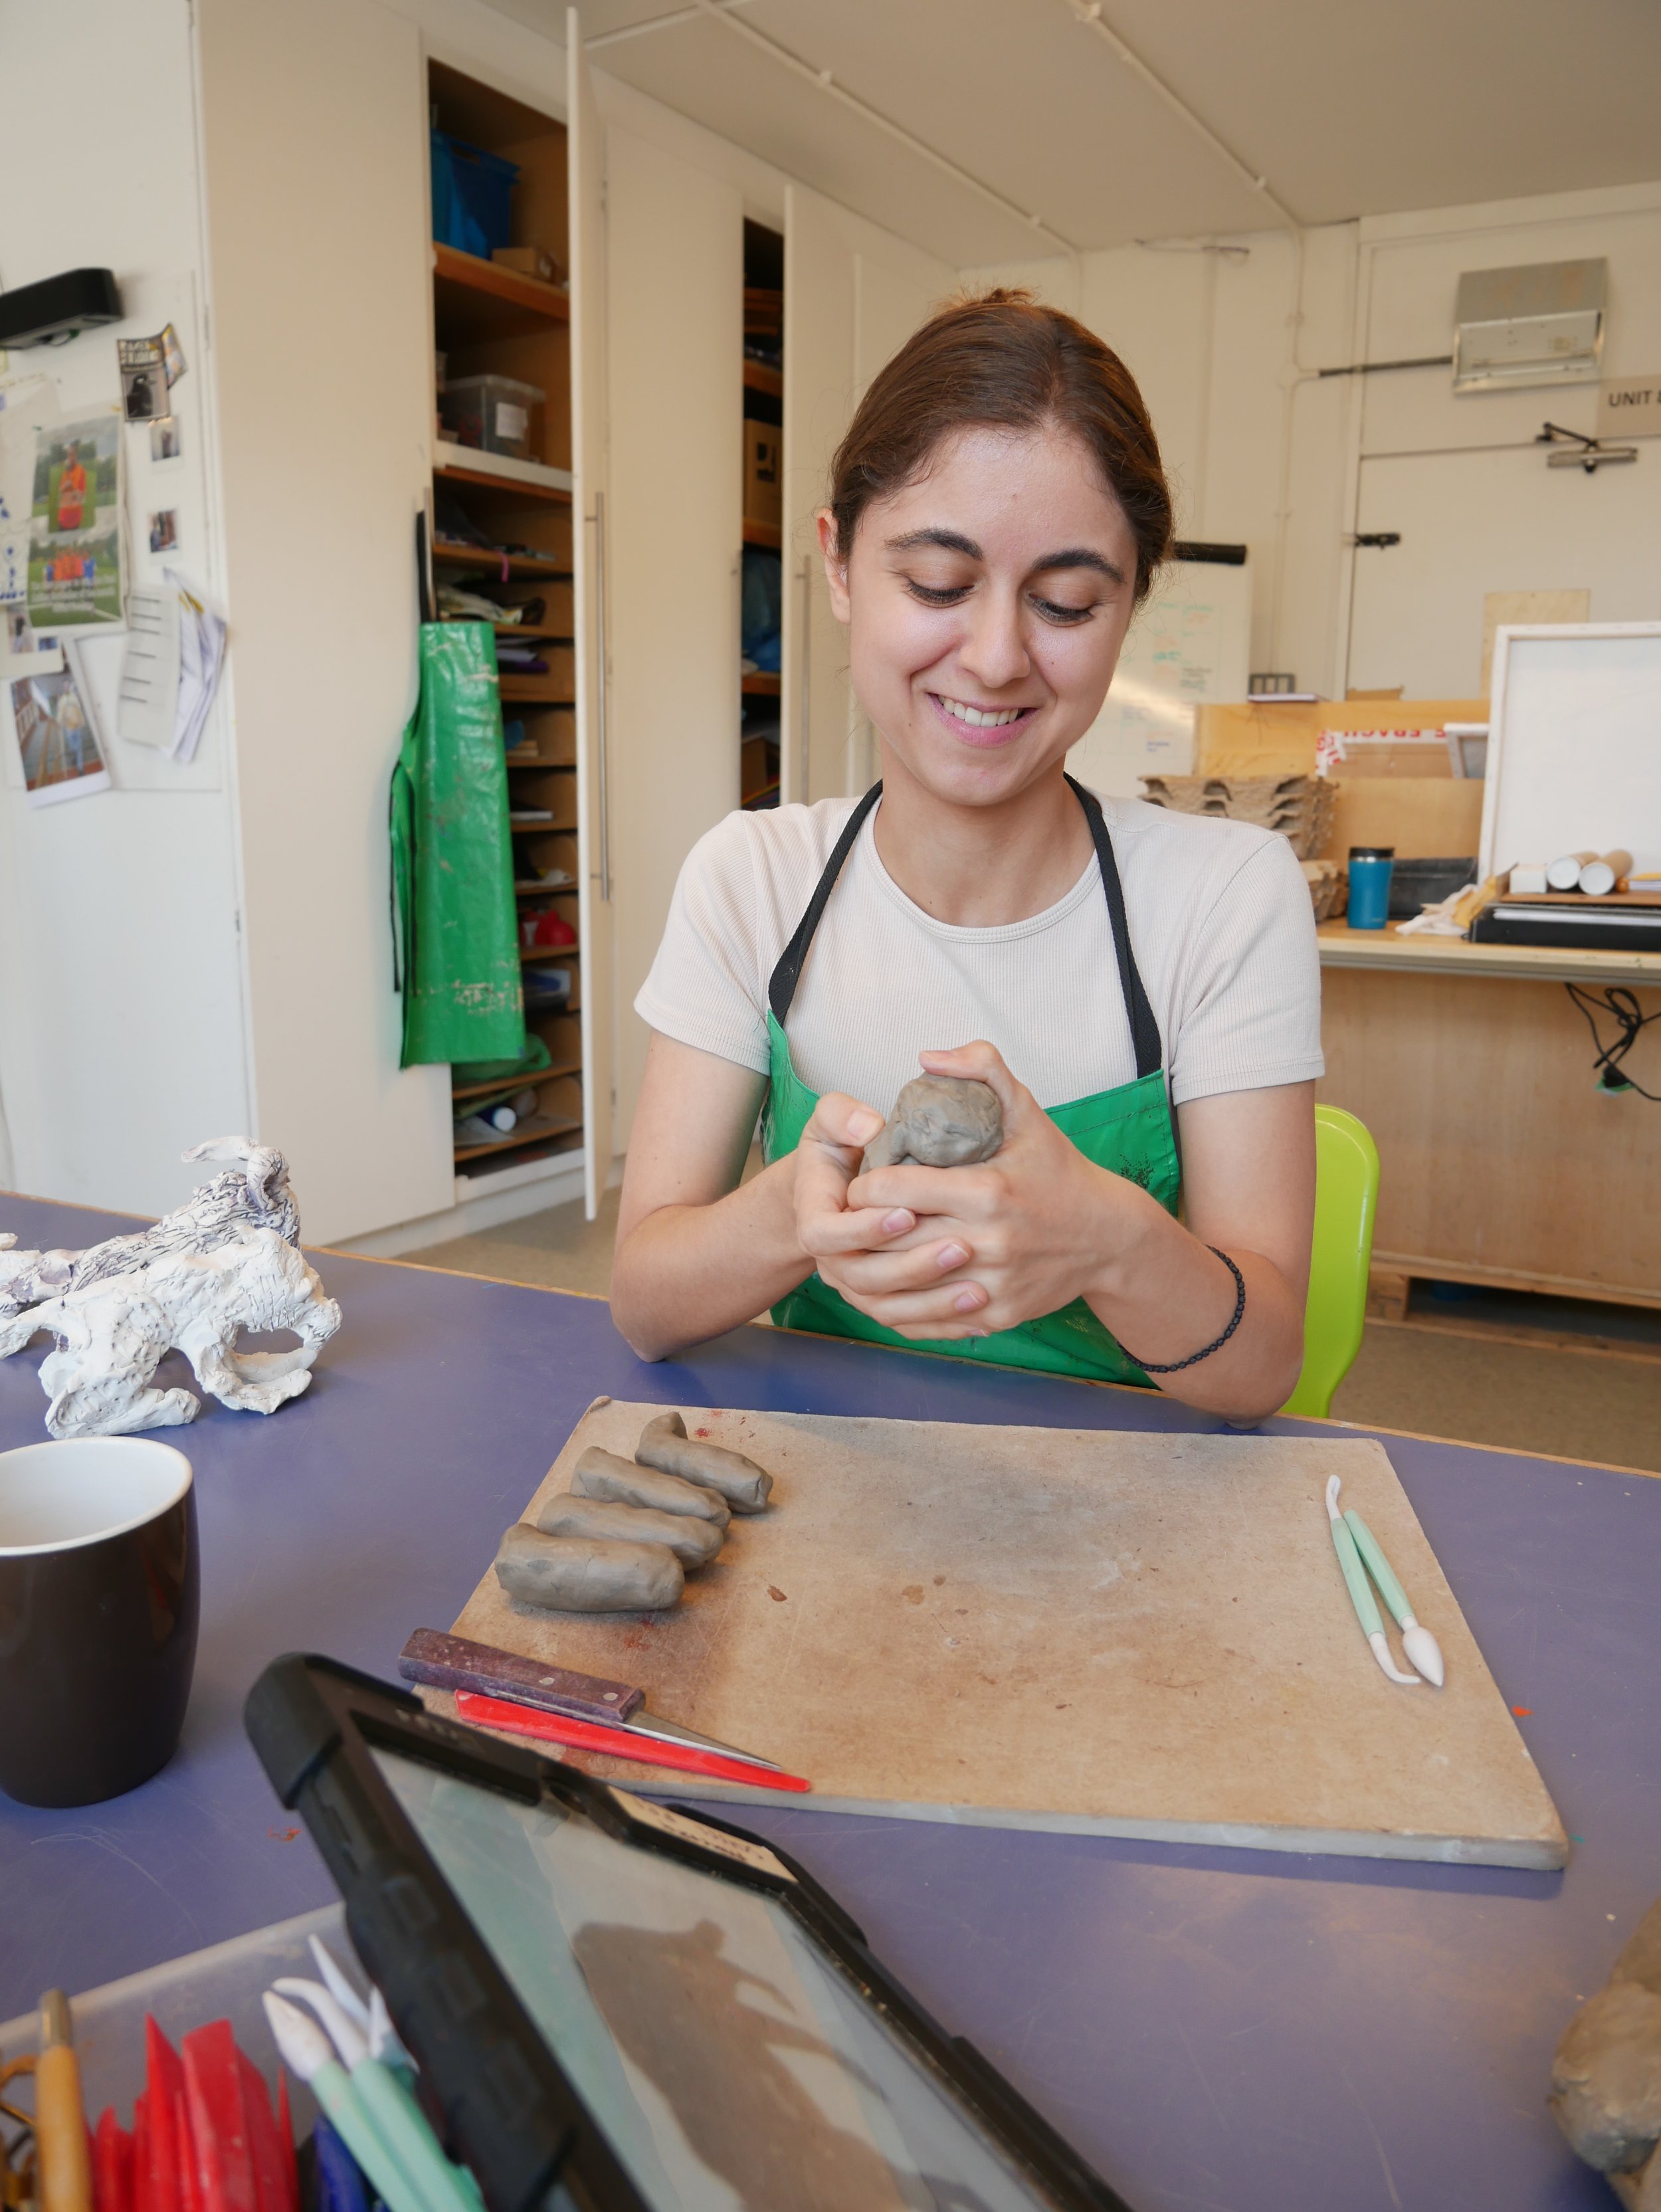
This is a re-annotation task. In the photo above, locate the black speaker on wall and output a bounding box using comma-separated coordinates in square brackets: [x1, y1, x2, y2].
[0, 268, 122, 349]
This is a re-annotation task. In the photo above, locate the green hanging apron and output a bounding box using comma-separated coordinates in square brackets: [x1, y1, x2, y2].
[763, 775, 1181, 1385]
[390, 621, 526, 1070]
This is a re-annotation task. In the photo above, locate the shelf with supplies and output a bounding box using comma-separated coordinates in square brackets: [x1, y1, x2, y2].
[741, 518, 782, 550]
[452, 1109, 583, 1165]
[435, 454, 572, 508]
[433, 540, 570, 579]
[451, 1059, 583, 1108]
[433, 241, 570, 341]
[742, 357, 783, 398]
[435, 615, 573, 642]
[505, 748, 575, 769]
[431, 54, 587, 1187]
[1316, 921, 1661, 987]
[740, 670, 781, 696]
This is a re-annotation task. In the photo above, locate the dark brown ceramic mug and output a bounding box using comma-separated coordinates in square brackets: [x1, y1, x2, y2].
[0, 1437, 199, 1807]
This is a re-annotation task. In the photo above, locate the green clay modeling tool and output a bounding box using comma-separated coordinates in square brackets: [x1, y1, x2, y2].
[272, 1980, 479, 2212]
[262, 1993, 428, 2212]
[1324, 1475, 1420, 1684]
[1343, 1503, 1446, 1686]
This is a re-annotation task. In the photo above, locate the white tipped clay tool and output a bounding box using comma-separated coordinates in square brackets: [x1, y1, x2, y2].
[1324, 1476, 1445, 1687]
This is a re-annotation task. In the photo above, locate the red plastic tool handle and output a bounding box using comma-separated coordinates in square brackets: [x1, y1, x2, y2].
[455, 1692, 811, 1793]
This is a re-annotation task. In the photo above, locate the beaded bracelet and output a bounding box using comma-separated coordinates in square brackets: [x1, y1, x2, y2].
[1120, 1248, 1246, 1375]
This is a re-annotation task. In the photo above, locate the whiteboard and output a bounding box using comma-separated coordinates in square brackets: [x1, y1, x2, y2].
[1068, 557, 1251, 798]
[1481, 623, 1661, 880]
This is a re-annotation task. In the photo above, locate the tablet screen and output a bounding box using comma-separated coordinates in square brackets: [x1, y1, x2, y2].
[375, 1747, 1071, 2211]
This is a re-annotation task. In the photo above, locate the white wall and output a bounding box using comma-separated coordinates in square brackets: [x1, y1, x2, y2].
[605, 126, 743, 1146]
[0, 0, 250, 1218]
[966, 180, 1661, 701]
[196, 0, 453, 1249]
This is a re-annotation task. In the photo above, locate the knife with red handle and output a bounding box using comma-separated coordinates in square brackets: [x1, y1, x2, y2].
[454, 1692, 811, 1793]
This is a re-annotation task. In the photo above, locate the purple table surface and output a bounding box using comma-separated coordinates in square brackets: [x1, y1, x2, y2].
[2, 1194, 1655, 2212]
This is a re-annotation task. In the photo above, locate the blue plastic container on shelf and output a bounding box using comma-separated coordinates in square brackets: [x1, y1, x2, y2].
[1347, 847, 1395, 930]
[431, 131, 519, 260]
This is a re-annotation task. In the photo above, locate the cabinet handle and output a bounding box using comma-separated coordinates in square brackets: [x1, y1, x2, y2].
[593, 492, 611, 902]
[797, 555, 812, 804]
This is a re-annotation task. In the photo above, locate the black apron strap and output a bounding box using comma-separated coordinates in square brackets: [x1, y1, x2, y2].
[767, 782, 884, 1027]
[1064, 773, 1163, 1080]
[767, 773, 1163, 1084]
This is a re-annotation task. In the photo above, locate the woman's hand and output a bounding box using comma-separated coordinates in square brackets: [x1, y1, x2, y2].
[819, 1041, 1165, 1340]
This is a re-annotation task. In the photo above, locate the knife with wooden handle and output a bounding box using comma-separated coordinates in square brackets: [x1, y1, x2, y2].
[399, 1627, 787, 1771]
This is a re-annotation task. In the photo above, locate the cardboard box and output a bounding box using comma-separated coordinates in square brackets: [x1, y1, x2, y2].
[492, 244, 567, 287]
[1194, 698, 1488, 778]
[743, 422, 782, 526]
[1327, 779, 1485, 859]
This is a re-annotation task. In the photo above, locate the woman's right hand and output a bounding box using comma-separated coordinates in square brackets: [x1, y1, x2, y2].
[793, 1093, 977, 1296]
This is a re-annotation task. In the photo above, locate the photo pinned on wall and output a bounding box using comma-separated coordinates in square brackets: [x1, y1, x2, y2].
[27, 412, 124, 631]
[9, 646, 110, 807]
[148, 510, 179, 555]
[149, 417, 182, 466]
[2, 603, 61, 676]
[118, 337, 169, 425]
[157, 322, 186, 389]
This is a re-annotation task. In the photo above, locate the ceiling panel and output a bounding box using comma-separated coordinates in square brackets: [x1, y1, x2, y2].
[1103, 0, 1661, 227]
[584, 12, 1072, 262]
[486, 0, 1661, 267]
[745, 0, 1272, 246]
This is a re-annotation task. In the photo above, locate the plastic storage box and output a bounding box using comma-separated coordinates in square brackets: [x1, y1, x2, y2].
[443, 373, 544, 461]
[430, 132, 518, 260]
[1387, 855, 1478, 918]
[0, 1906, 339, 2134]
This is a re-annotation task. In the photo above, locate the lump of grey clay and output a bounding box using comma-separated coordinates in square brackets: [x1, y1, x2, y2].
[494, 1522, 684, 1613]
[571, 1444, 730, 1526]
[861, 1074, 1003, 1173]
[1551, 1981, 1661, 2173]
[537, 1490, 724, 1568]
[636, 1412, 773, 1514]
[1552, 1895, 1661, 2183]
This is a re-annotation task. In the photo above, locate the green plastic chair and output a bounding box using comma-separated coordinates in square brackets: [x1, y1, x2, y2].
[1281, 1104, 1380, 1418]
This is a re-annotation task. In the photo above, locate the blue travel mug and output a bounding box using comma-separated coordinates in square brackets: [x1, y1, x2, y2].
[1347, 847, 1395, 930]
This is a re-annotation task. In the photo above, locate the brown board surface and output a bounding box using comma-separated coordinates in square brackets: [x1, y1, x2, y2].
[434, 1399, 1567, 1868]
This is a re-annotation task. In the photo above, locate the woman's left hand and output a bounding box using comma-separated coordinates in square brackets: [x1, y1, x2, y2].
[825, 1041, 1164, 1340]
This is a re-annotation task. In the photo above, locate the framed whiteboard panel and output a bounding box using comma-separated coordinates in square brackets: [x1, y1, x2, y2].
[1481, 623, 1661, 881]
[1068, 557, 1251, 798]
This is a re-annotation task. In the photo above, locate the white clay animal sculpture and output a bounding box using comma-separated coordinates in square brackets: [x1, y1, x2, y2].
[0, 1226, 342, 1439]
[0, 1138, 300, 1322]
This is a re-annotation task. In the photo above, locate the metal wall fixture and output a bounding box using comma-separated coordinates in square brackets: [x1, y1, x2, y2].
[1536, 421, 1638, 474]
[1452, 260, 1607, 394]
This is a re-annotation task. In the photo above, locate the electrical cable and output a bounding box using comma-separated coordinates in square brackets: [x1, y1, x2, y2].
[1565, 984, 1661, 1101]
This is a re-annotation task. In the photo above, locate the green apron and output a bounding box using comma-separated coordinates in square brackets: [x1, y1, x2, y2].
[390, 621, 526, 1070]
[763, 775, 1182, 1385]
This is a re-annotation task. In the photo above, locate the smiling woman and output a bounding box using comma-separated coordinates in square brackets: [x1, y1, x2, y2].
[611, 291, 1321, 1421]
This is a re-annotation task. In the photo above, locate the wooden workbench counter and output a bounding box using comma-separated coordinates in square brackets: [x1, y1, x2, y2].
[1315, 924, 1661, 1310]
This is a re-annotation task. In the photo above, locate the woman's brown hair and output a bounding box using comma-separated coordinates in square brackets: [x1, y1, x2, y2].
[829, 288, 1172, 602]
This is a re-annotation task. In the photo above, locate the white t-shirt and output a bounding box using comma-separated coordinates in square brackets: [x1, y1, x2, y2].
[634, 790, 1323, 1114]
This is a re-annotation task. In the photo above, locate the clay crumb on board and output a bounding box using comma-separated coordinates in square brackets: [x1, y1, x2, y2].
[768, 1585, 787, 1603]
[902, 1585, 924, 1604]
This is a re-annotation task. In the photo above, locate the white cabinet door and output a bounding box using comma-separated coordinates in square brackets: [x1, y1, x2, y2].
[782, 187, 951, 804]
[781, 185, 856, 809]
[1347, 445, 1661, 698]
[199, 0, 447, 1246]
[568, 9, 615, 1219]
[605, 128, 743, 1148]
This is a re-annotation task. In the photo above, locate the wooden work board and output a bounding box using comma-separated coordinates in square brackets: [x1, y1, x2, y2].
[435, 1399, 1567, 1869]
